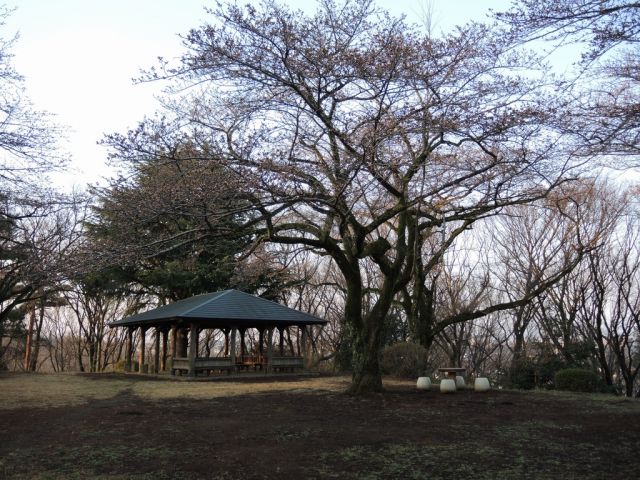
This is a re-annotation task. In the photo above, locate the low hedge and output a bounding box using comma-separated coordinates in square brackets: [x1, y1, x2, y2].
[381, 342, 429, 378]
[113, 359, 139, 372]
[554, 368, 601, 393]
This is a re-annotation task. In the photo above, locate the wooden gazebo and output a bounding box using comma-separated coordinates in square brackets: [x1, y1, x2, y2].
[109, 289, 327, 376]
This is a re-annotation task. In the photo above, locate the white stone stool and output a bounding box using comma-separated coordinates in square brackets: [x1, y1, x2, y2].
[416, 377, 432, 390]
[440, 378, 456, 393]
[474, 377, 491, 392]
[455, 375, 466, 389]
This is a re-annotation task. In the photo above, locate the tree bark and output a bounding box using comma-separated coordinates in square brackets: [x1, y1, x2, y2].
[29, 301, 45, 372]
[23, 306, 35, 371]
[348, 323, 384, 394]
[345, 276, 387, 394]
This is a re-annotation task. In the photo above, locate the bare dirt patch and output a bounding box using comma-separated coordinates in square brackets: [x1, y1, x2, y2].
[1, 373, 638, 479]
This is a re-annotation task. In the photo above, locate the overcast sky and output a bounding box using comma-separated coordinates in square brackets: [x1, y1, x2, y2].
[3, 0, 510, 189]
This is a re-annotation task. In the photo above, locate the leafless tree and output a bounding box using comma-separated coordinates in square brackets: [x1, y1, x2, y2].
[575, 206, 640, 396]
[0, 7, 63, 190]
[496, 0, 640, 163]
[41, 307, 76, 372]
[105, 0, 586, 393]
[466, 314, 512, 381]
[61, 282, 137, 372]
[489, 180, 619, 374]
[430, 241, 492, 365]
[0, 197, 84, 369]
[0, 7, 68, 365]
[606, 217, 640, 396]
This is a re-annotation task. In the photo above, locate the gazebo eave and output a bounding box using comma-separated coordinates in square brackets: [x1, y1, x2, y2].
[109, 315, 328, 330]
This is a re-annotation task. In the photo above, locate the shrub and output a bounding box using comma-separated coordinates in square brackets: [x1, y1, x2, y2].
[113, 360, 139, 372]
[554, 368, 602, 393]
[333, 339, 353, 373]
[381, 342, 429, 378]
[509, 352, 568, 390]
[509, 360, 537, 390]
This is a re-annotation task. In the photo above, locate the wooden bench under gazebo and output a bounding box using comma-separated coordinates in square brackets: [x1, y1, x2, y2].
[109, 289, 327, 377]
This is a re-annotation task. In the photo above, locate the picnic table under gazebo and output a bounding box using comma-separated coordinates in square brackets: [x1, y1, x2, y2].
[109, 289, 327, 376]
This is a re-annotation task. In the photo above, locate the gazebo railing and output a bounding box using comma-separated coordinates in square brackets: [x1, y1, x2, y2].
[170, 355, 304, 374]
[171, 357, 233, 372]
[271, 356, 303, 368]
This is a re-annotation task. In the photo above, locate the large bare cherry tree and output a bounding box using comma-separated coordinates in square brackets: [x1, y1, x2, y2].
[106, 0, 586, 393]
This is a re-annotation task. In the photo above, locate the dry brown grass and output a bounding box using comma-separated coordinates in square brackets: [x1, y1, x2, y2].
[132, 375, 354, 401]
[0, 373, 426, 410]
[0, 372, 383, 410]
[0, 373, 134, 409]
[3, 372, 634, 412]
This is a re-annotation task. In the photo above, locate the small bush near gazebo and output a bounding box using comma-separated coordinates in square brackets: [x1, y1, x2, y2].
[113, 360, 139, 372]
[381, 342, 429, 378]
[554, 368, 602, 393]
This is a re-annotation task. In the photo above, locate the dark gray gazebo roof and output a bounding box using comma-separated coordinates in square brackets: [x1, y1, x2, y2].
[109, 289, 327, 329]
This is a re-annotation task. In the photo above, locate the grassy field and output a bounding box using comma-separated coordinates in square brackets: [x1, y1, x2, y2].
[0, 372, 353, 409]
[1, 372, 638, 479]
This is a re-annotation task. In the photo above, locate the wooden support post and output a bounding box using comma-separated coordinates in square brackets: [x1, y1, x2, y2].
[240, 328, 246, 357]
[258, 328, 265, 357]
[308, 325, 314, 354]
[223, 328, 230, 356]
[188, 323, 198, 377]
[138, 326, 147, 373]
[230, 328, 237, 371]
[307, 325, 314, 367]
[180, 329, 188, 357]
[266, 327, 274, 373]
[278, 327, 285, 356]
[170, 326, 177, 357]
[125, 326, 134, 372]
[153, 327, 160, 374]
[169, 325, 177, 374]
[161, 328, 168, 371]
[300, 325, 307, 369]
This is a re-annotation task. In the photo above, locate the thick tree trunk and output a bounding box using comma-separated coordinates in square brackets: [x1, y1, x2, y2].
[23, 307, 35, 371]
[511, 336, 525, 369]
[624, 374, 634, 397]
[403, 267, 437, 350]
[286, 328, 295, 355]
[348, 323, 384, 394]
[415, 292, 437, 349]
[341, 272, 383, 394]
[88, 336, 97, 373]
[346, 275, 395, 395]
[29, 302, 45, 372]
[77, 334, 85, 372]
[510, 306, 530, 372]
[592, 322, 614, 386]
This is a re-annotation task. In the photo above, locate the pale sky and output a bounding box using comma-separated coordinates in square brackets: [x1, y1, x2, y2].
[3, 0, 510, 189]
